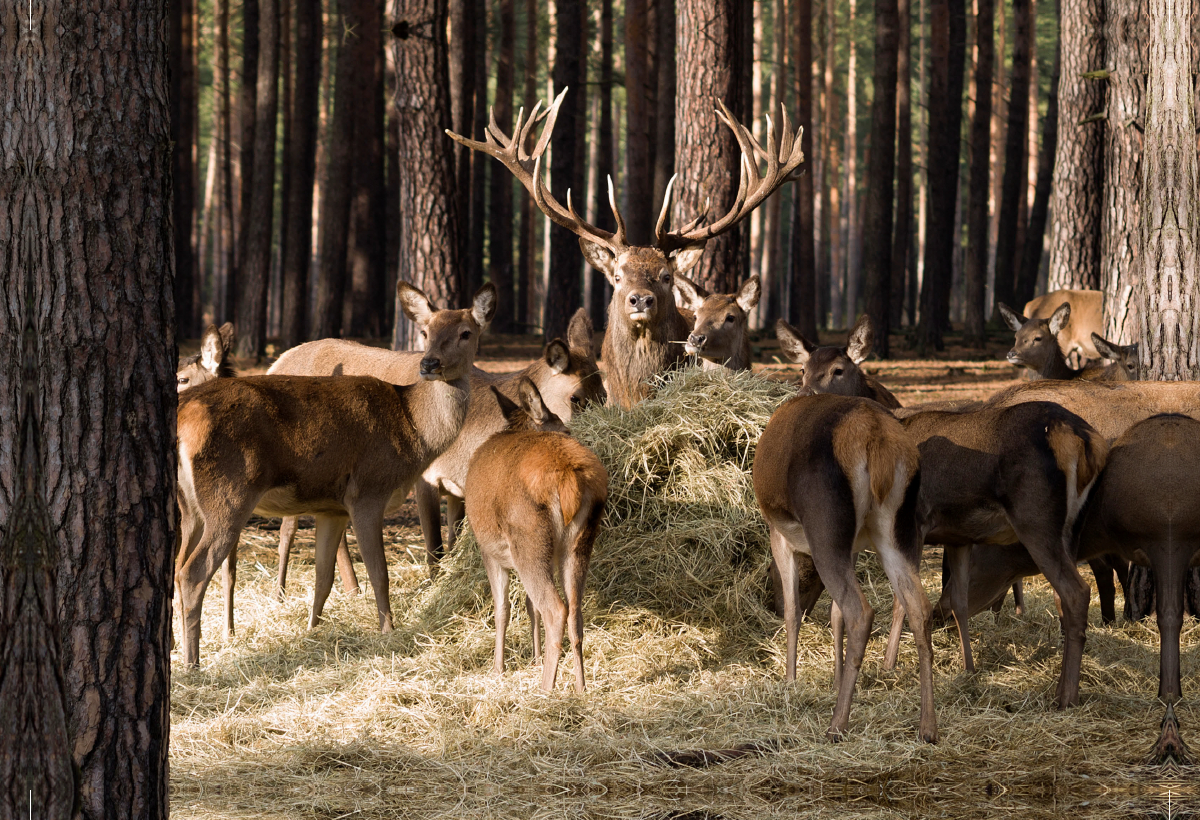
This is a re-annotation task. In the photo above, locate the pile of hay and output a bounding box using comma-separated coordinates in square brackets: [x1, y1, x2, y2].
[410, 366, 796, 660]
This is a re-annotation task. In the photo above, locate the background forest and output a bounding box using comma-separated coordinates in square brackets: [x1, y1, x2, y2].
[170, 0, 1105, 362]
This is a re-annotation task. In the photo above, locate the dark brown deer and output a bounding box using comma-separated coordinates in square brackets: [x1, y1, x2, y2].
[176, 322, 236, 392]
[754, 393, 936, 742]
[447, 89, 804, 408]
[1022, 288, 1104, 367]
[174, 282, 496, 666]
[775, 315, 902, 409]
[269, 307, 605, 582]
[999, 302, 1137, 381]
[672, 274, 761, 370]
[464, 378, 608, 692]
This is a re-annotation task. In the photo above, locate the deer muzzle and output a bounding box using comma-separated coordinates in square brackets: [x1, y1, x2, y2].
[419, 357, 444, 379]
[626, 291, 656, 320]
[1006, 349, 1022, 366]
[685, 333, 706, 355]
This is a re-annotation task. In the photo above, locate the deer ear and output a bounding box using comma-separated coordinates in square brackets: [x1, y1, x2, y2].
[775, 319, 816, 365]
[200, 325, 225, 371]
[1090, 332, 1121, 361]
[398, 281, 436, 326]
[672, 273, 708, 312]
[490, 384, 521, 423]
[472, 283, 498, 327]
[846, 314, 875, 365]
[566, 308, 594, 354]
[543, 339, 571, 374]
[670, 246, 706, 275]
[579, 239, 617, 283]
[736, 276, 762, 312]
[997, 302, 1026, 332]
[517, 376, 550, 424]
[218, 322, 236, 353]
[1048, 302, 1072, 336]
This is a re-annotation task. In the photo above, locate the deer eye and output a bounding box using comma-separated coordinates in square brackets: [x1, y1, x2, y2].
[1033, 336, 1042, 343]
[724, 314, 734, 323]
[833, 367, 844, 377]
[178, 377, 189, 385]
[660, 272, 671, 284]
[460, 329, 472, 341]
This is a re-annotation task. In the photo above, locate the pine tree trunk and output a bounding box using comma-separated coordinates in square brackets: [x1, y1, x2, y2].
[625, 0, 655, 245]
[792, 0, 819, 339]
[384, 34, 401, 333]
[864, 0, 899, 354]
[1016, 23, 1060, 305]
[281, 0, 322, 350]
[1138, 0, 1198, 379]
[761, 0, 789, 329]
[450, 0, 478, 301]
[218, 0, 237, 324]
[891, 0, 913, 329]
[918, 0, 966, 350]
[822, 0, 839, 328]
[1046, 0, 1105, 292]
[963, 0, 993, 345]
[0, 4, 175, 816]
[544, 0, 586, 342]
[467, 8, 488, 301]
[843, 0, 859, 323]
[675, 0, 752, 294]
[991, 0, 1031, 314]
[1102, 0, 1147, 343]
[517, 0, 539, 330]
[233, 0, 261, 323]
[590, 0, 616, 330]
[171, 0, 197, 340]
[488, 0, 517, 332]
[653, 0, 677, 223]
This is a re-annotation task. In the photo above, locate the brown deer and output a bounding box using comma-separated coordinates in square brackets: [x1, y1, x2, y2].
[447, 89, 804, 408]
[672, 274, 761, 370]
[464, 377, 608, 692]
[1022, 288, 1104, 367]
[174, 282, 496, 667]
[269, 307, 604, 582]
[176, 322, 236, 392]
[999, 302, 1137, 381]
[775, 315, 902, 409]
[754, 393, 936, 742]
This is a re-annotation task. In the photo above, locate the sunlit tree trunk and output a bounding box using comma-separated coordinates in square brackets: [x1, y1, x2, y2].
[991, 0, 1031, 314]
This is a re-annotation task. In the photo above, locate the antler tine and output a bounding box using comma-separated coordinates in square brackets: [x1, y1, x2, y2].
[607, 176, 627, 245]
[653, 174, 678, 245]
[530, 88, 568, 161]
[531, 153, 619, 251]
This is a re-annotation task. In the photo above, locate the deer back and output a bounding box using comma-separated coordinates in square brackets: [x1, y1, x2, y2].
[985, 379, 1200, 440]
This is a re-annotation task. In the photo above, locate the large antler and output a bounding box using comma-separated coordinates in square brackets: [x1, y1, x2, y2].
[656, 100, 805, 254]
[446, 88, 628, 251]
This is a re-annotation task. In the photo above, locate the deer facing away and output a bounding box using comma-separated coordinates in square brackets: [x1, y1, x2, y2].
[447, 88, 803, 408]
[464, 377, 608, 692]
[174, 282, 496, 666]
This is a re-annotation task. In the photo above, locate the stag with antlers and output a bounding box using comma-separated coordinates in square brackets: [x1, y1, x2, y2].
[448, 89, 804, 408]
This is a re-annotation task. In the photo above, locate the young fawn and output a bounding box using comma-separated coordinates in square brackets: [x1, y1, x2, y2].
[464, 378, 608, 692]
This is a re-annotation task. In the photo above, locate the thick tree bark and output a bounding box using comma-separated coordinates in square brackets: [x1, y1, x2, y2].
[488, 0, 517, 332]
[625, 0, 656, 246]
[1102, 0, 1146, 343]
[963, 0, 993, 346]
[917, 0, 966, 350]
[1046, 0, 1106, 292]
[991, 0, 1032, 315]
[314, 4, 354, 340]
[863, 0, 899, 355]
[392, 0, 463, 348]
[544, 0, 586, 342]
[675, 0, 753, 294]
[1138, 0, 1198, 379]
[232, 0, 261, 323]
[385, 36, 401, 334]
[281, 0, 322, 350]
[891, 0, 913, 329]
[346, 0, 387, 337]
[791, 0, 819, 340]
[171, 0, 197, 340]
[653, 0, 678, 224]
[0, 3, 175, 817]
[1016, 20, 1061, 308]
[517, 0, 539, 330]
[237, 0, 280, 359]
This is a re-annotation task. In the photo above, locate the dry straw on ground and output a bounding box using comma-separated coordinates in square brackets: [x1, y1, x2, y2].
[171, 367, 1199, 819]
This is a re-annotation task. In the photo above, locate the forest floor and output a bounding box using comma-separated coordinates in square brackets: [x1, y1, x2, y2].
[169, 326, 1199, 820]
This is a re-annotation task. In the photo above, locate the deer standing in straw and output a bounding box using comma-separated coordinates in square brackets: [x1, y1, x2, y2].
[447, 88, 803, 408]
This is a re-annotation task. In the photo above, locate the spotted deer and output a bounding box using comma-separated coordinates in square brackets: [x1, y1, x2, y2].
[176, 322, 236, 392]
[464, 377, 608, 692]
[671, 274, 761, 370]
[269, 306, 605, 582]
[174, 282, 496, 666]
[754, 393, 936, 742]
[447, 88, 803, 408]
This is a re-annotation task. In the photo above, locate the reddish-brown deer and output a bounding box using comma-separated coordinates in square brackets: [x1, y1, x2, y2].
[1022, 288, 1104, 367]
[464, 378, 608, 692]
[754, 393, 936, 742]
[174, 282, 496, 667]
[176, 322, 236, 392]
[672, 274, 761, 370]
[447, 89, 803, 408]
[775, 315, 902, 409]
[269, 307, 605, 582]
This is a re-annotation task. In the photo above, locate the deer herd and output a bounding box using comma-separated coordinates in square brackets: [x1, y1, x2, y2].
[173, 89, 1198, 748]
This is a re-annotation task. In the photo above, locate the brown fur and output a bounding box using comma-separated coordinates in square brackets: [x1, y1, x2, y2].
[999, 301, 1134, 381]
[174, 283, 496, 667]
[1022, 288, 1104, 365]
[673, 274, 761, 371]
[1046, 421, 1110, 495]
[464, 381, 609, 692]
[830, 407, 918, 506]
[775, 316, 902, 409]
[177, 322, 236, 392]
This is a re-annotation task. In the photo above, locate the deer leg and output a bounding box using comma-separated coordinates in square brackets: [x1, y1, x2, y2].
[414, 479, 445, 577]
[514, 523, 567, 691]
[347, 503, 393, 633]
[222, 542, 238, 639]
[1018, 527, 1090, 709]
[876, 530, 938, 744]
[336, 530, 359, 595]
[769, 528, 803, 682]
[943, 544, 975, 673]
[446, 494, 465, 553]
[309, 514, 350, 629]
[1089, 557, 1117, 625]
[1151, 548, 1189, 703]
[562, 511, 599, 694]
[1011, 580, 1025, 616]
[482, 551, 511, 676]
[277, 516, 299, 600]
[883, 597, 905, 671]
[177, 509, 252, 667]
[816, 557, 873, 742]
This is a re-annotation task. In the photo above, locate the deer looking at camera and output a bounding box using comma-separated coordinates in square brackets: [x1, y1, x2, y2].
[464, 378, 608, 693]
[672, 274, 762, 370]
[754, 393, 936, 742]
[447, 88, 804, 408]
[999, 302, 1140, 382]
[269, 306, 605, 584]
[174, 282, 496, 667]
[1022, 288, 1104, 367]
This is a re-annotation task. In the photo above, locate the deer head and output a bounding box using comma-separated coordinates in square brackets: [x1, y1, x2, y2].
[776, 314, 878, 398]
[1090, 333, 1141, 381]
[177, 322, 236, 392]
[673, 274, 761, 368]
[998, 301, 1071, 376]
[398, 281, 497, 381]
